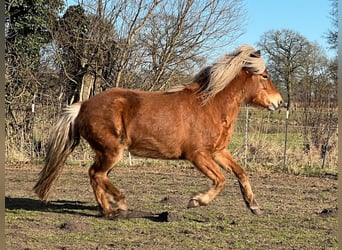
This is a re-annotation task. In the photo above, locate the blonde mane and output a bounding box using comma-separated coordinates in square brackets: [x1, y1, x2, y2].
[167, 45, 266, 102]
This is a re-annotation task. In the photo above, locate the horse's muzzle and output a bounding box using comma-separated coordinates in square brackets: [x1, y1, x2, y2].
[268, 98, 284, 111]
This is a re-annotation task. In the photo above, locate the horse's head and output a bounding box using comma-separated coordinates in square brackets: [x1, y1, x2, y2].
[243, 68, 283, 111]
[189, 45, 283, 108]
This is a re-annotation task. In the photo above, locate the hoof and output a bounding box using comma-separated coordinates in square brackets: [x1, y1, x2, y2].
[187, 199, 200, 208]
[104, 209, 128, 220]
[250, 207, 263, 216]
[117, 209, 128, 218]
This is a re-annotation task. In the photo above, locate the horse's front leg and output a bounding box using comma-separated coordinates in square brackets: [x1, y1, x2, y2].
[213, 150, 262, 215]
[187, 152, 226, 208]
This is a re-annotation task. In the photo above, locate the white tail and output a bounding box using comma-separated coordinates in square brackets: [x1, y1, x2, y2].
[33, 103, 82, 201]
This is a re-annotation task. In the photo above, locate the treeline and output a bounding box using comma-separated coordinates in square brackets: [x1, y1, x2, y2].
[6, 0, 247, 106]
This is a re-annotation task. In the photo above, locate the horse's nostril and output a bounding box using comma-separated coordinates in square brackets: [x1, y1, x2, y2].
[279, 99, 284, 107]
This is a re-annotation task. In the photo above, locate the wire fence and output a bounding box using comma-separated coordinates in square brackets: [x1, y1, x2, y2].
[5, 103, 338, 175]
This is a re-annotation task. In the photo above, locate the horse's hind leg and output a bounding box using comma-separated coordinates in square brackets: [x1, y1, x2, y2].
[213, 150, 261, 215]
[187, 152, 226, 208]
[88, 147, 127, 219]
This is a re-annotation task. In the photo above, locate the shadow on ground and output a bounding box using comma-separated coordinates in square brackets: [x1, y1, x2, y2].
[5, 196, 170, 222]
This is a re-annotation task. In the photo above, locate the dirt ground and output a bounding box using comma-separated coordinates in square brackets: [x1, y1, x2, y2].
[5, 162, 338, 250]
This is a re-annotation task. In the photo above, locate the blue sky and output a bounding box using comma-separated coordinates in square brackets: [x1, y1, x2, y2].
[65, 0, 335, 58]
[231, 0, 334, 57]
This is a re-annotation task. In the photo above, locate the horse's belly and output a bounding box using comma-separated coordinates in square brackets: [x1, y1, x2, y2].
[128, 137, 183, 160]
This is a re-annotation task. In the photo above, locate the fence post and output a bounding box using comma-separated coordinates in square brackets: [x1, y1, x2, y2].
[244, 105, 249, 167]
[321, 105, 334, 169]
[283, 108, 289, 171]
[31, 94, 36, 162]
[128, 151, 132, 166]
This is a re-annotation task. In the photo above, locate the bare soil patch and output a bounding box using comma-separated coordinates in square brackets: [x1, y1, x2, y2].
[5, 163, 337, 249]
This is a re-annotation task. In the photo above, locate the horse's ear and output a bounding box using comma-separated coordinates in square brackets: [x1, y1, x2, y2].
[251, 50, 261, 58]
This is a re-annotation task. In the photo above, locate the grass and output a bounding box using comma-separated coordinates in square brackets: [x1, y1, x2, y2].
[6, 212, 337, 249]
[229, 128, 337, 176]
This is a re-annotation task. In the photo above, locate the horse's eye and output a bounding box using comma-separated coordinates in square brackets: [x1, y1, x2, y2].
[262, 74, 268, 79]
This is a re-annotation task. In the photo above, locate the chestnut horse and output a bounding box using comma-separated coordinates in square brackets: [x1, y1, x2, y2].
[34, 45, 283, 218]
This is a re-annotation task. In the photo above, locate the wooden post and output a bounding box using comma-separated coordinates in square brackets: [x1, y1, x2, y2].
[244, 105, 249, 167]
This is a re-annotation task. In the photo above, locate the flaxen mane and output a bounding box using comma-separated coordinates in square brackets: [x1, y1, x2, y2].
[168, 45, 266, 103]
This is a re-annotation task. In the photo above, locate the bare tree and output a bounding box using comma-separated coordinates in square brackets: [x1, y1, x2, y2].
[326, 0, 338, 50]
[257, 29, 312, 109]
[52, 0, 246, 100]
[137, 0, 246, 90]
[52, 4, 117, 103]
[258, 29, 337, 169]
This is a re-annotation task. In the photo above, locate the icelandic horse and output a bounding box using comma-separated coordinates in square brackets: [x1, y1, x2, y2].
[34, 45, 283, 218]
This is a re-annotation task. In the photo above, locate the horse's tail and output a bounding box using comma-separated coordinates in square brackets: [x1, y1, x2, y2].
[33, 103, 82, 202]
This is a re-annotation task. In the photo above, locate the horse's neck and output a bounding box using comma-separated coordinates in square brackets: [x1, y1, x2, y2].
[210, 78, 246, 118]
